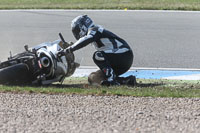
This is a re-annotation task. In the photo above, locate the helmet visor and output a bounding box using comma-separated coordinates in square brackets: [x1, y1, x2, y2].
[72, 25, 80, 40]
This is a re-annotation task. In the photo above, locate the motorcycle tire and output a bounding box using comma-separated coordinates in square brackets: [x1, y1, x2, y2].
[0, 63, 30, 85]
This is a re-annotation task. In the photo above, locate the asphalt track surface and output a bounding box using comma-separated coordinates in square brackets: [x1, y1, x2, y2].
[0, 10, 200, 69]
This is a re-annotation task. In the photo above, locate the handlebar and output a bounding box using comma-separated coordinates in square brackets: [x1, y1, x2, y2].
[59, 33, 66, 44]
[59, 33, 72, 49]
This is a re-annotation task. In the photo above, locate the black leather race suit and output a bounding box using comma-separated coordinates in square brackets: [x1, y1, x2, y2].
[70, 25, 133, 81]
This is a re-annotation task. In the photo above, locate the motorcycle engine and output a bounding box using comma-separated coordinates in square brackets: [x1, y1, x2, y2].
[36, 48, 54, 78]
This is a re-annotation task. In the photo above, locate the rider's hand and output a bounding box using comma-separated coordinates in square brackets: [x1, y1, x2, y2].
[62, 42, 74, 49]
[61, 42, 70, 49]
[65, 47, 72, 54]
[68, 41, 74, 45]
[57, 47, 72, 57]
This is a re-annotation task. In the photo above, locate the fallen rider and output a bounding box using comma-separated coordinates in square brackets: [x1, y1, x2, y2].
[66, 15, 136, 86]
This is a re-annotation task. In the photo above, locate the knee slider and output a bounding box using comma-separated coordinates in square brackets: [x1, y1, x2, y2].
[93, 51, 105, 61]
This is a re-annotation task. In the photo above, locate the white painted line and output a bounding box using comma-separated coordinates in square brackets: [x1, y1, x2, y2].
[79, 66, 200, 71]
[163, 74, 200, 80]
[0, 9, 200, 13]
[131, 67, 200, 71]
[72, 68, 97, 77]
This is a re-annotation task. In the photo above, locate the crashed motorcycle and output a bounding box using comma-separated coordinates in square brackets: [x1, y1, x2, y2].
[0, 33, 79, 85]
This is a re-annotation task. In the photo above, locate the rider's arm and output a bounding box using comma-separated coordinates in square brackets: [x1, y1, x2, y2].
[70, 34, 94, 52]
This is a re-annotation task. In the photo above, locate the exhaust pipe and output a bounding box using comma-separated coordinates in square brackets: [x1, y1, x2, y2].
[40, 57, 50, 67]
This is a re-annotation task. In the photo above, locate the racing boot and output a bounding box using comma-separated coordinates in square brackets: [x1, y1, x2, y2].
[100, 67, 120, 86]
[116, 75, 137, 86]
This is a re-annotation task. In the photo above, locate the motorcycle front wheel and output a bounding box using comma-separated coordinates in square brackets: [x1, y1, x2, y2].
[0, 63, 30, 85]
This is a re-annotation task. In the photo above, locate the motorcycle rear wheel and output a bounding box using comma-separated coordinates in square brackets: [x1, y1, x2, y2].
[0, 63, 30, 85]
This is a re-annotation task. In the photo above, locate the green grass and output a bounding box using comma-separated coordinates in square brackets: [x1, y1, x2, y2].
[0, 0, 200, 10]
[0, 78, 200, 98]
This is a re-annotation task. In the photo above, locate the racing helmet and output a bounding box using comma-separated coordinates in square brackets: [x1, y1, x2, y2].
[71, 15, 94, 40]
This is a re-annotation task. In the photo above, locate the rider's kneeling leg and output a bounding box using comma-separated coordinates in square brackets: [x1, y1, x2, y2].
[91, 51, 119, 86]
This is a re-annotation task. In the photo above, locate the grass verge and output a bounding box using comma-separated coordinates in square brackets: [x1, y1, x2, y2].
[0, 0, 200, 11]
[0, 77, 200, 98]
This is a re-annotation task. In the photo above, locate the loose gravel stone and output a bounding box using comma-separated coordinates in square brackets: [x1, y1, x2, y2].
[0, 93, 199, 133]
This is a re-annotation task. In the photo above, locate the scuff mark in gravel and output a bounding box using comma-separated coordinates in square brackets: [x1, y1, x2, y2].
[0, 93, 199, 133]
